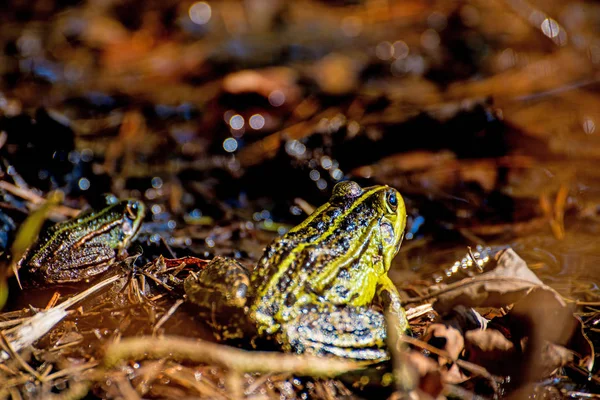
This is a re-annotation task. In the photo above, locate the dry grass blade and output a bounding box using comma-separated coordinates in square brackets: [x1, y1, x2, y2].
[104, 336, 368, 377]
[0, 181, 80, 218]
[153, 299, 184, 335]
[0, 331, 42, 380]
[405, 304, 433, 320]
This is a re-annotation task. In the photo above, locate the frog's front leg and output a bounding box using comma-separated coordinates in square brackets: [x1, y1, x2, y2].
[280, 305, 389, 361]
[376, 275, 410, 336]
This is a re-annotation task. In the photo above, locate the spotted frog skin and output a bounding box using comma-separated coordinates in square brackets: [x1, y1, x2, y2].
[19, 199, 145, 283]
[185, 181, 409, 360]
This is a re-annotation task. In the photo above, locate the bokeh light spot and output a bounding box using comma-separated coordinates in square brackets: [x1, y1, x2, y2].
[268, 90, 285, 107]
[78, 177, 90, 191]
[583, 117, 596, 134]
[229, 114, 244, 130]
[375, 41, 393, 60]
[249, 114, 265, 130]
[541, 18, 560, 38]
[189, 2, 212, 25]
[223, 137, 238, 152]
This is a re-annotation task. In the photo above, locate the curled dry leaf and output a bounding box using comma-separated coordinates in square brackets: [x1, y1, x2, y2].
[423, 324, 464, 363]
[418, 248, 594, 386]
[505, 287, 593, 383]
[429, 248, 547, 314]
[421, 324, 470, 384]
[464, 329, 574, 378]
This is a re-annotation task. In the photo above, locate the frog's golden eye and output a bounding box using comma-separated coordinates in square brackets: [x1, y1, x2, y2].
[386, 191, 398, 213]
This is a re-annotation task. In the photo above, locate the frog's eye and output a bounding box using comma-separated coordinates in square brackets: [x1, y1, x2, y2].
[386, 191, 398, 212]
[125, 202, 139, 219]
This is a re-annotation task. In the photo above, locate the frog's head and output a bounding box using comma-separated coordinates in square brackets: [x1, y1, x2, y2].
[330, 181, 406, 272]
[116, 199, 146, 246]
[374, 185, 406, 270]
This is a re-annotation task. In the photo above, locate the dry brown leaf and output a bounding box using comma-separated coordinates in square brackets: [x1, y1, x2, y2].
[464, 329, 573, 377]
[405, 352, 444, 398]
[507, 288, 580, 383]
[422, 324, 464, 365]
[430, 249, 548, 314]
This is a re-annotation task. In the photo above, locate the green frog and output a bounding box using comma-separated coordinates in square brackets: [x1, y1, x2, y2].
[19, 198, 146, 283]
[185, 181, 409, 361]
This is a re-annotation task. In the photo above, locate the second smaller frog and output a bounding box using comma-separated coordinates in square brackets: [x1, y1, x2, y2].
[19, 198, 145, 283]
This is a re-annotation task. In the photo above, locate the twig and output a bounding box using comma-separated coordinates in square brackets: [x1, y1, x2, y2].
[153, 299, 184, 335]
[0, 332, 42, 380]
[104, 336, 368, 377]
[44, 292, 61, 310]
[44, 362, 98, 382]
[162, 364, 227, 399]
[45, 380, 91, 400]
[0, 181, 79, 218]
[405, 304, 433, 320]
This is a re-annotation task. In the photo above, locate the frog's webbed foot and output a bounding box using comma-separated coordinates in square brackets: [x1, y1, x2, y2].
[281, 306, 389, 361]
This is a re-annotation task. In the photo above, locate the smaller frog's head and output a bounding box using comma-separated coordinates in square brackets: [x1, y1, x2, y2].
[115, 199, 146, 246]
[330, 181, 406, 272]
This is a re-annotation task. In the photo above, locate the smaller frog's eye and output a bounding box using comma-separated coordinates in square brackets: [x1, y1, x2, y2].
[125, 202, 139, 219]
[386, 191, 398, 212]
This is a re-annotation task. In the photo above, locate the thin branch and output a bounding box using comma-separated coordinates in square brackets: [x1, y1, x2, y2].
[104, 336, 368, 377]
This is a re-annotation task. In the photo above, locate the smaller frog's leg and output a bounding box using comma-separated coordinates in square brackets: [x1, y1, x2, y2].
[184, 257, 251, 341]
[376, 275, 410, 336]
[184, 256, 250, 309]
[44, 242, 116, 283]
[281, 306, 389, 361]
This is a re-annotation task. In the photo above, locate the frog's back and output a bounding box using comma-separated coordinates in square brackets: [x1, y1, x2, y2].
[250, 184, 390, 330]
[21, 203, 126, 268]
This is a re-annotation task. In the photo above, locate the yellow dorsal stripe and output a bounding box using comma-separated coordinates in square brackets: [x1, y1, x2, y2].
[253, 186, 388, 315]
